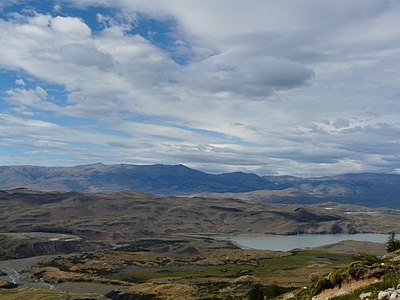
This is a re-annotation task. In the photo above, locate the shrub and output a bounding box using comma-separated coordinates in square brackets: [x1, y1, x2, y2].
[248, 284, 296, 300]
[248, 285, 264, 300]
[386, 232, 400, 253]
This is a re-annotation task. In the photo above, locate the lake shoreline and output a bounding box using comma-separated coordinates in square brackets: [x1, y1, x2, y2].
[214, 233, 390, 251]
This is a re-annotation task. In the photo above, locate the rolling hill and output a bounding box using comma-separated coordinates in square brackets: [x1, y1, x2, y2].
[1, 189, 400, 242]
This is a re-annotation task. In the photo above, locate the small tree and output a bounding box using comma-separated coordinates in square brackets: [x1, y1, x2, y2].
[386, 231, 400, 253]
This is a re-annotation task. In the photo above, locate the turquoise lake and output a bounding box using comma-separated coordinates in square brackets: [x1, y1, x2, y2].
[223, 233, 389, 251]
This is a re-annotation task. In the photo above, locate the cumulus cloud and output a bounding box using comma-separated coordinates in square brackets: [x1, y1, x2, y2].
[50, 16, 91, 37]
[15, 79, 25, 86]
[5, 86, 58, 114]
[180, 52, 314, 97]
[58, 44, 114, 69]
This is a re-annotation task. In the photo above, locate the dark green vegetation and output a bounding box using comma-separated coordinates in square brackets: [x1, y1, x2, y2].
[0, 245, 356, 299]
[329, 272, 400, 300]
[248, 284, 295, 300]
[386, 232, 400, 253]
[309, 253, 380, 296]
[2, 241, 392, 299]
[2, 163, 400, 208]
[286, 248, 400, 300]
[102, 249, 353, 284]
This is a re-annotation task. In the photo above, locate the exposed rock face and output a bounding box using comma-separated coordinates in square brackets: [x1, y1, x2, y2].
[0, 233, 109, 260]
[359, 292, 372, 299]
[378, 290, 390, 300]
[376, 286, 400, 300]
[0, 280, 18, 289]
[12, 240, 89, 259]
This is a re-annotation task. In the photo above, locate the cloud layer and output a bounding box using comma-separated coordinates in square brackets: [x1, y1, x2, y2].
[0, 0, 400, 176]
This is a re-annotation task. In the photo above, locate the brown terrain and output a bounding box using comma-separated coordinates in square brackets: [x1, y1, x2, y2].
[0, 188, 397, 299]
[1, 189, 400, 244]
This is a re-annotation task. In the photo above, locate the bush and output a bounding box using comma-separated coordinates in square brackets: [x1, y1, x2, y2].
[331, 271, 400, 300]
[248, 285, 264, 300]
[248, 284, 295, 300]
[386, 232, 400, 253]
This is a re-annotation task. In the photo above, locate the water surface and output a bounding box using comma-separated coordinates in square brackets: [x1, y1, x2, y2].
[57, 282, 116, 294]
[224, 233, 388, 251]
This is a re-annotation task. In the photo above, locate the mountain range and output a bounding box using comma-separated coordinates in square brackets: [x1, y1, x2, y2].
[1, 163, 400, 208]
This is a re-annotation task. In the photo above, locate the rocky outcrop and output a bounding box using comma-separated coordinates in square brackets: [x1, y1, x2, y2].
[375, 285, 400, 300]
[12, 241, 82, 258]
[0, 280, 18, 289]
[0, 234, 110, 260]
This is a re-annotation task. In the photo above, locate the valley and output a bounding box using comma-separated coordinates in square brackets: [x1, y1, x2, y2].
[1, 189, 400, 246]
[0, 233, 381, 299]
[1, 0, 399, 298]
[0, 187, 398, 299]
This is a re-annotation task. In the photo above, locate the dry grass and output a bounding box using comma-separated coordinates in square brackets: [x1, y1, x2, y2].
[1, 190, 400, 243]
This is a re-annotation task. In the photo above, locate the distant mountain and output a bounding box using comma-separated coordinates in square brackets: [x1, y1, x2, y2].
[0, 163, 288, 194]
[270, 173, 400, 208]
[1, 163, 400, 208]
[199, 173, 400, 208]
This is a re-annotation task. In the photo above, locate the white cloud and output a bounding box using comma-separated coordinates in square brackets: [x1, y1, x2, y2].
[5, 86, 55, 113]
[59, 43, 114, 69]
[53, 4, 62, 12]
[0, 1, 400, 175]
[96, 11, 138, 31]
[15, 79, 25, 85]
[50, 16, 91, 38]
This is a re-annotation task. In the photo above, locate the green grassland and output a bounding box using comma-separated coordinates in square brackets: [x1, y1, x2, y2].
[105, 249, 353, 285]
[0, 247, 358, 300]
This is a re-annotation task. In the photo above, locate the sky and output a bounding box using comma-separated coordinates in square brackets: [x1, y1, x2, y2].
[0, 0, 400, 176]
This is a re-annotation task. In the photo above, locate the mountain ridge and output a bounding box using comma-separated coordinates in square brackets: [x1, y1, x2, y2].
[1, 163, 400, 208]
